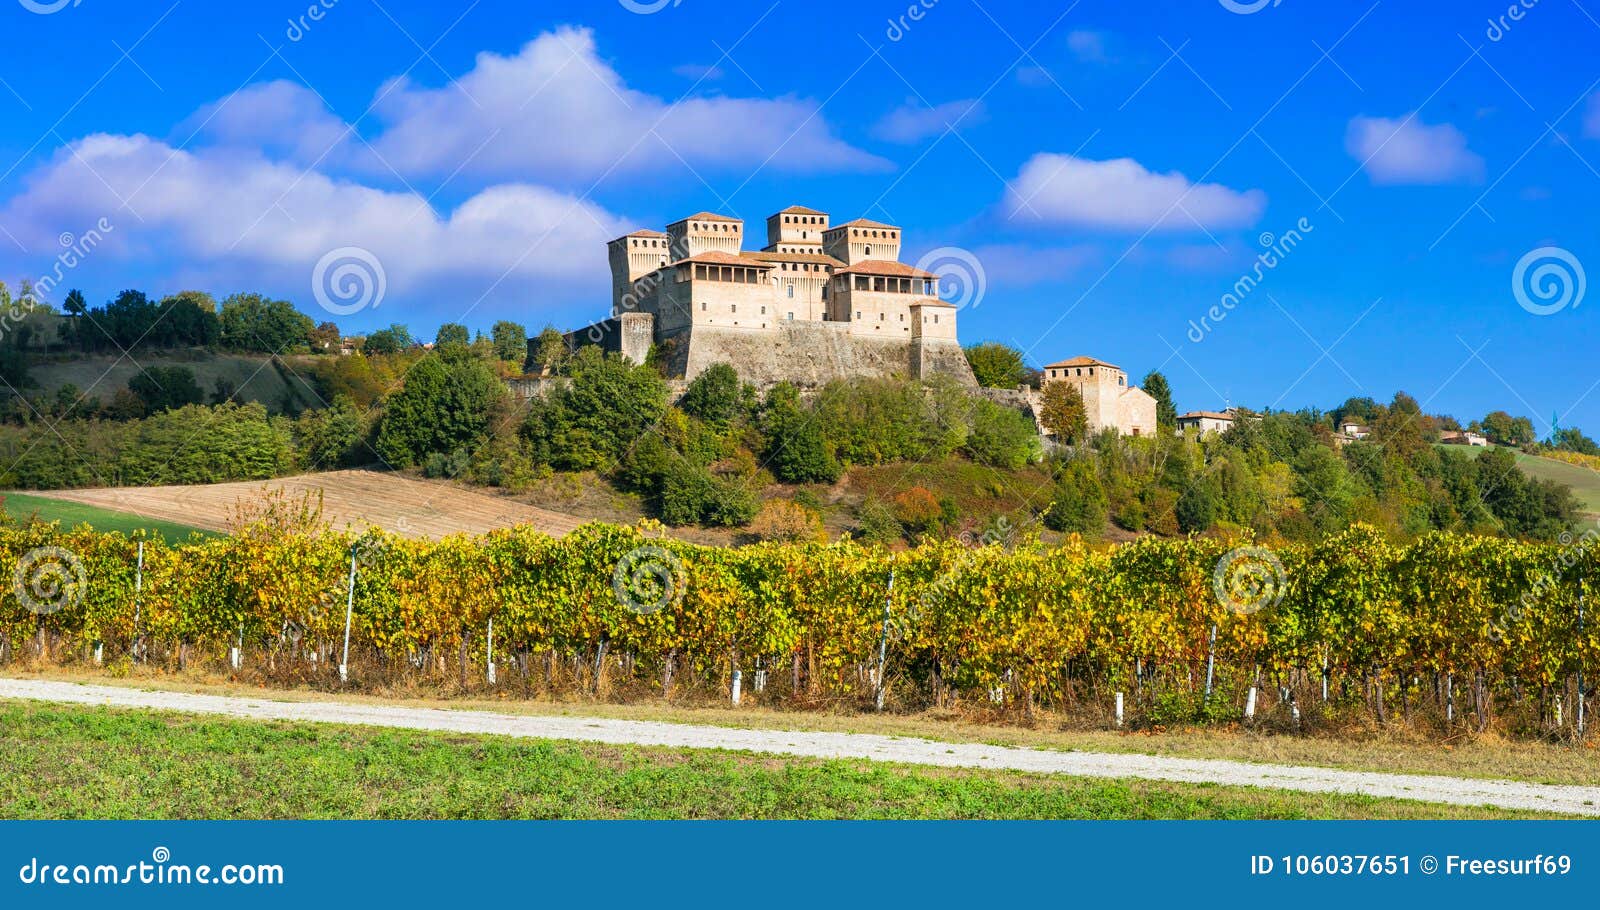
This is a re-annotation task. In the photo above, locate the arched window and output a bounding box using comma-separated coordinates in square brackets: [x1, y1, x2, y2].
[865, 245, 872, 256]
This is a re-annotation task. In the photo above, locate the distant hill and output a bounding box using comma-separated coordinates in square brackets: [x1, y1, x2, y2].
[1438, 442, 1600, 518]
[24, 352, 323, 414]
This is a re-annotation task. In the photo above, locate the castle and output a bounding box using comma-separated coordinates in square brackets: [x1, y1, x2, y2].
[566, 206, 976, 387]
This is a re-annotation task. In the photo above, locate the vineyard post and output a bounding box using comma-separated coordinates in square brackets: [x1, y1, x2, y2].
[1578, 595, 1587, 739]
[486, 618, 496, 685]
[1114, 691, 1124, 728]
[874, 570, 895, 712]
[131, 540, 143, 663]
[1203, 623, 1217, 704]
[730, 669, 742, 706]
[230, 626, 242, 671]
[339, 546, 357, 684]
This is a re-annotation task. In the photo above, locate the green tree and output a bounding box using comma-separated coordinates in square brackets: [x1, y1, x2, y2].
[964, 342, 1028, 389]
[435, 322, 470, 348]
[1141, 370, 1178, 429]
[491, 320, 528, 363]
[759, 383, 840, 483]
[1042, 457, 1107, 536]
[527, 326, 569, 375]
[963, 398, 1040, 469]
[362, 324, 412, 355]
[1039, 381, 1089, 443]
[679, 363, 747, 427]
[522, 347, 667, 471]
[375, 353, 505, 467]
[128, 366, 205, 414]
[1175, 475, 1220, 533]
[218, 293, 314, 353]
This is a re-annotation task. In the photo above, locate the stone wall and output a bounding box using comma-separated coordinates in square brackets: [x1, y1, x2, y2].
[676, 322, 975, 388]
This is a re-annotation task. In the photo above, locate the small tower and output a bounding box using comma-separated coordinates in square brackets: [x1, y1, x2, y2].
[607, 230, 670, 316]
[665, 212, 744, 260]
[823, 218, 901, 265]
[764, 206, 829, 253]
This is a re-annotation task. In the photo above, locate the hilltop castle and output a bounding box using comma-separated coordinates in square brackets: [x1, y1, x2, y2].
[566, 206, 976, 387]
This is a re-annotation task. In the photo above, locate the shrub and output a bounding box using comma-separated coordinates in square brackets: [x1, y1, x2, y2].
[892, 486, 943, 535]
[746, 500, 825, 543]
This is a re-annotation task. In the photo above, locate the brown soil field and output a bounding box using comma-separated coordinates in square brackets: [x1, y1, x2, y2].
[28, 470, 585, 539]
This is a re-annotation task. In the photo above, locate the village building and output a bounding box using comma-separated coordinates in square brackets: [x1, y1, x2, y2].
[1039, 356, 1158, 437]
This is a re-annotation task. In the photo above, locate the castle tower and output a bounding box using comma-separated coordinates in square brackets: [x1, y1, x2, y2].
[823, 218, 901, 265]
[764, 205, 829, 253]
[607, 230, 671, 316]
[666, 212, 744, 260]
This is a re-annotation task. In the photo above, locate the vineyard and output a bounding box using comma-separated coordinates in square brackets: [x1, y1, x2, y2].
[1, 516, 1596, 740]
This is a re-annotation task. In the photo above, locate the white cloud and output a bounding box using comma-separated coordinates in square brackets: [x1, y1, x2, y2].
[672, 63, 725, 81]
[179, 80, 358, 169]
[0, 133, 630, 315]
[364, 26, 887, 181]
[871, 99, 985, 144]
[1584, 92, 1600, 139]
[1345, 115, 1484, 185]
[1003, 153, 1266, 232]
[1066, 30, 1112, 63]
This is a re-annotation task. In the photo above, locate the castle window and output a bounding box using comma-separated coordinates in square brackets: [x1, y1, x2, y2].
[761, 306, 766, 314]
[701, 302, 707, 311]
[879, 312, 885, 320]
[731, 304, 737, 313]
[787, 285, 795, 298]
[787, 312, 794, 320]
[695, 265, 707, 280]
[865, 245, 872, 256]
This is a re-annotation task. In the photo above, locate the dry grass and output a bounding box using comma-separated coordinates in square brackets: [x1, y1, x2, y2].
[12, 664, 1597, 788]
[26, 470, 584, 540]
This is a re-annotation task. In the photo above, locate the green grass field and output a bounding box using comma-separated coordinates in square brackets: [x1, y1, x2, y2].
[2, 492, 214, 543]
[1513, 451, 1600, 515]
[0, 701, 1539, 819]
[1435, 443, 1600, 516]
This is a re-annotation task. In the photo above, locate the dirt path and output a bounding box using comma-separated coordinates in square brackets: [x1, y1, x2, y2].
[29, 470, 584, 539]
[5, 678, 1598, 816]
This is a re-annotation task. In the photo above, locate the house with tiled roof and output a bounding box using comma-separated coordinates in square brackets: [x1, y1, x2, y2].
[1040, 356, 1159, 437]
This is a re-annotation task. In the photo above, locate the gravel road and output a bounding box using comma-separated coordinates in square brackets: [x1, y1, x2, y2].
[4, 678, 1597, 816]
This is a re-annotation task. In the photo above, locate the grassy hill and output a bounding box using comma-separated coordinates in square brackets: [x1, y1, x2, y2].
[1437, 442, 1600, 517]
[25, 352, 322, 414]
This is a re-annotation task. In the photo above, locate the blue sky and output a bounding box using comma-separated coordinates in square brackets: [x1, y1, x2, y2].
[0, 0, 1595, 432]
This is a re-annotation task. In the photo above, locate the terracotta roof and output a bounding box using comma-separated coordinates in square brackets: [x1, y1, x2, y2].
[742, 250, 845, 266]
[834, 259, 936, 279]
[668, 211, 742, 225]
[1043, 356, 1119, 370]
[676, 251, 773, 268]
[826, 218, 899, 231]
[909, 298, 956, 308]
[611, 228, 667, 242]
[1178, 410, 1234, 421]
[775, 205, 827, 216]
